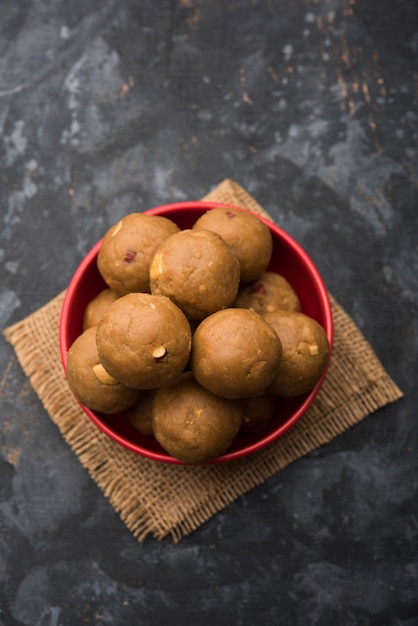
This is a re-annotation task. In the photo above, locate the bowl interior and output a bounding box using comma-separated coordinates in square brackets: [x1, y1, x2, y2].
[60, 201, 333, 464]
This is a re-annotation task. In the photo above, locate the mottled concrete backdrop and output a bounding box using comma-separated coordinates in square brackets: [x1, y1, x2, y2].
[0, 1, 417, 625]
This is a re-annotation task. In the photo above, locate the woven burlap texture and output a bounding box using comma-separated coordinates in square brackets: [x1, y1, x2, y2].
[3, 179, 403, 542]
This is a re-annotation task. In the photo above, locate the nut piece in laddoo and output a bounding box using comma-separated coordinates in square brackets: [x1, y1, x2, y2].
[152, 373, 243, 463]
[234, 271, 301, 315]
[126, 390, 157, 437]
[191, 308, 282, 399]
[97, 213, 179, 295]
[96, 292, 192, 389]
[66, 327, 141, 413]
[240, 393, 280, 434]
[82, 288, 120, 331]
[192, 206, 273, 284]
[263, 310, 330, 397]
[149, 229, 240, 321]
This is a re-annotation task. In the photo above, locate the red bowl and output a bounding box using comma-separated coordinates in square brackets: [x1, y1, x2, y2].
[59, 201, 333, 464]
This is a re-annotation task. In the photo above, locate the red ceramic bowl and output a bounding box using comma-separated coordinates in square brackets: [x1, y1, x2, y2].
[60, 201, 333, 464]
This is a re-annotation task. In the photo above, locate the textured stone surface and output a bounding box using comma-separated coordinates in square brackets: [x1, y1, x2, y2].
[0, 1, 417, 624]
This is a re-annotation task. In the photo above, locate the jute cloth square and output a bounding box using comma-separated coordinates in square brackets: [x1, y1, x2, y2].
[3, 179, 403, 542]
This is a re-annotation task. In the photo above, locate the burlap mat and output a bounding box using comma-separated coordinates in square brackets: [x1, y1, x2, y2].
[3, 179, 403, 542]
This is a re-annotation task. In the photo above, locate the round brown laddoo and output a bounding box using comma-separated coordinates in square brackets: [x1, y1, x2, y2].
[97, 213, 179, 296]
[66, 327, 141, 414]
[149, 228, 240, 321]
[192, 206, 273, 284]
[96, 292, 192, 389]
[126, 390, 157, 437]
[234, 271, 301, 315]
[263, 310, 330, 397]
[152, 373, 243, 463]
[82, 288, 120, 331]
[191, 308, 283, 399]
[240, 393, 279, 434]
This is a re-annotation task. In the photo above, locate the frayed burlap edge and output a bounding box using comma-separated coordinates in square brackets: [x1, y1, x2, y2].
[3, 179, 403, 542]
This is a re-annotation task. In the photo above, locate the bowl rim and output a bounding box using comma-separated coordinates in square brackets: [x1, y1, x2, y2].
[59, 200, 333, 465]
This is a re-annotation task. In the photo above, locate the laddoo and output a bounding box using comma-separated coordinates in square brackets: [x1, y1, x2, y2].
[149, 228, 240, 321]
[82, 287, 119, 331]
[66, 327, 141, 414]
[96, 292, 192, 389]
[97, 213, 179, 295]
[264, 310, 330, 397]
[192, 206, 273, 283]
[240, 393, 280, 434]
[234, 271, 301, 315]
[126, 390, 157, 437]
[191, 308, 282, 399]
[152, 373, 243, 463]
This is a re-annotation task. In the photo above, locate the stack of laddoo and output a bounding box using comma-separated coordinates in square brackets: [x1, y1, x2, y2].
[66, 206, 329, 463]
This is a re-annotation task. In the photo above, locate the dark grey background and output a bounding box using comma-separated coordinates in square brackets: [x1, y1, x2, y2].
[1, 1, 417, 624]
